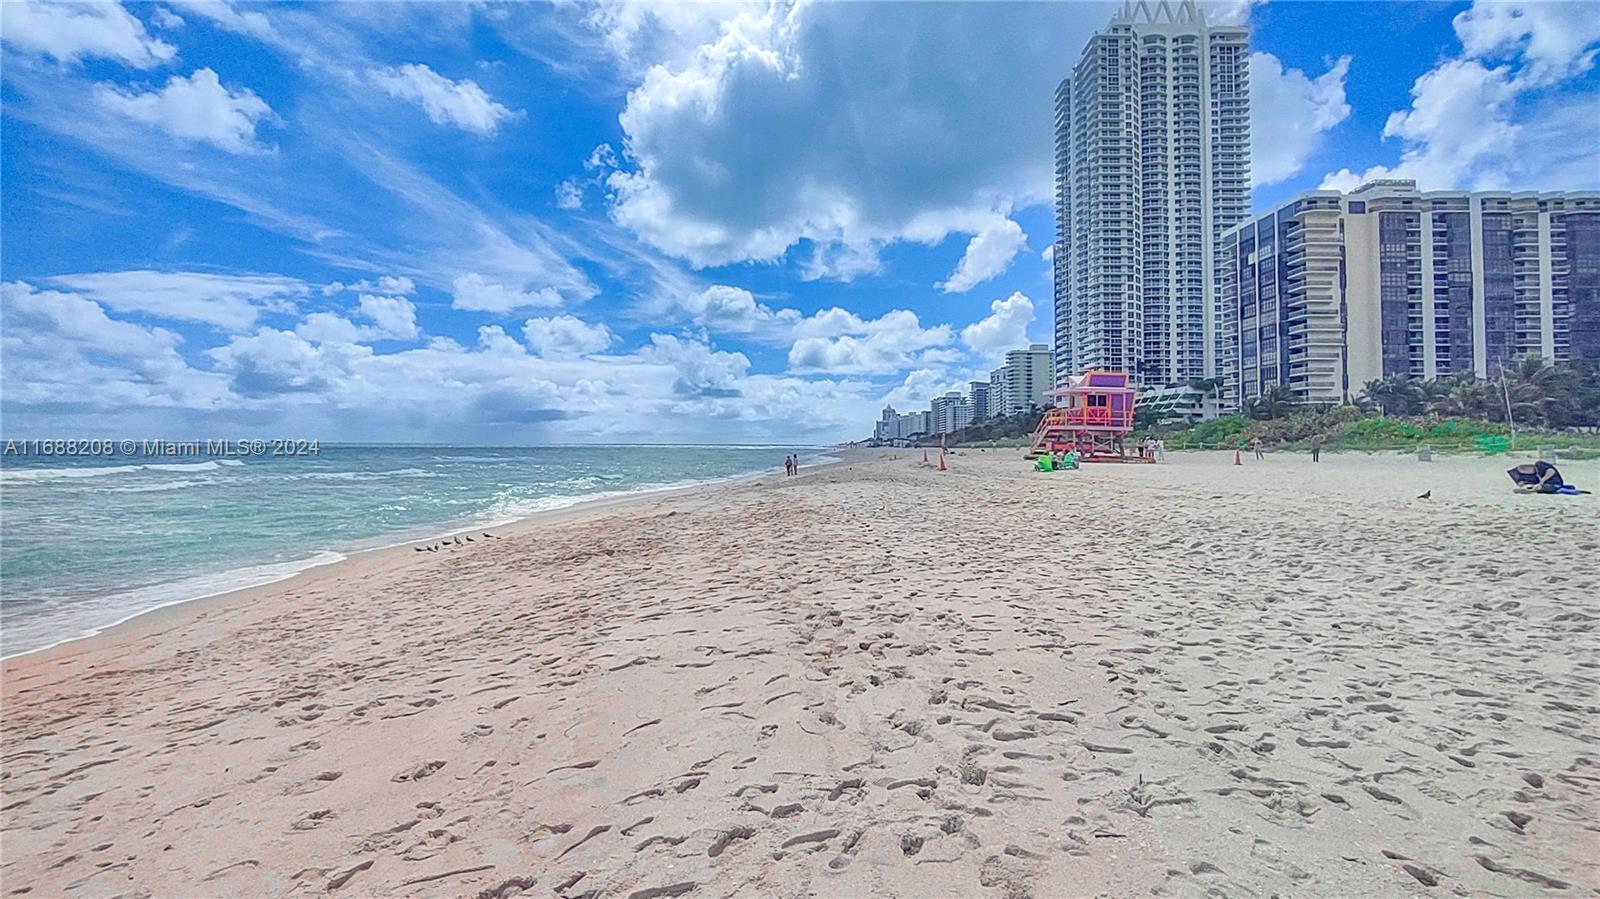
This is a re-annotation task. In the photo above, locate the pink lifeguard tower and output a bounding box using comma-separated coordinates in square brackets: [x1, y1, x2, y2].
[1028, 371, 1141, 462]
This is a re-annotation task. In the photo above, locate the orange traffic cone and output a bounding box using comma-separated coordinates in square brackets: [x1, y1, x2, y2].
[1234, 448, 1242, 466]
[938, 453, 947, 471]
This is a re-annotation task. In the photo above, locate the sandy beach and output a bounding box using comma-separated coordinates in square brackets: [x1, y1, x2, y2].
[2, 449, 1597, 898]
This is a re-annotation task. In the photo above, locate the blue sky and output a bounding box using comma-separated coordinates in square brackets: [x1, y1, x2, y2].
[2, 0, 1596, 443]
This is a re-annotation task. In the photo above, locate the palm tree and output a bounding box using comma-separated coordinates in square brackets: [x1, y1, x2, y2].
[1246, 384, 1298, 420]
[1360, 375, 1422, 416]
[1502, 355, 1563, 429]
[1417, 376, 1459, 417]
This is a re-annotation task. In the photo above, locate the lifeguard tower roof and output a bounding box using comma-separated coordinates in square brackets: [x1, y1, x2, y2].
[1080, 371, 1129, 389]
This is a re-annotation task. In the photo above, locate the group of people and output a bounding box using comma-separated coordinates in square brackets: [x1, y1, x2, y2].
[1136, 437, 1165, 462]
[783, 454, 800, 476]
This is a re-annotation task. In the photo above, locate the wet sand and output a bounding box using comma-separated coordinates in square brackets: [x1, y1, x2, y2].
[2, 449, 1596, 897]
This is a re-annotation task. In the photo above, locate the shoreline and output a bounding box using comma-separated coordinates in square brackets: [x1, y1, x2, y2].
[1, 451, 843, 665]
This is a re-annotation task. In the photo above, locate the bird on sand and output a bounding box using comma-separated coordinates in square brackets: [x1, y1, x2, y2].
[1417, 490, 1431, 500]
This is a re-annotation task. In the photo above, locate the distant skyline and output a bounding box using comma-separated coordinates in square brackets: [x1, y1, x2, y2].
[3, 1, 1597, 443]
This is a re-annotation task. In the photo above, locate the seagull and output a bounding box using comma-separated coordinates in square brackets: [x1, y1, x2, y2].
[1417, 490, 1431, 500]
[414, 547, 424, 552]
[483, 532, 496, 539]
[464, 535, 474, 542]
[453, 536, 463, 545]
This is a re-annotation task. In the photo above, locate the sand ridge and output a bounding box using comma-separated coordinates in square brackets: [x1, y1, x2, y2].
[1, 450, 1597, 897]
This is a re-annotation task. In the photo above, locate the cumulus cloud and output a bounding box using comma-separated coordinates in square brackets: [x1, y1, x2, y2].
[1321, 0, 1600, 191]
[522, 315, 614, 356]
[638, 333, 751, 397]
[1, 281, 225, 409]
[357, 294, 419, 339]
[592, 3, 1102, 276]
[292, 295, 417, 344]
[294, 312, 365, 345]
[937, 217, 1027, 294]
[372, 63, 516, 136]
[961, 292, 1035, 357]
[677, 284, 799, 334]
[451, 273, 563, 313]
[1452, 1, 1600, 84]
[0, 0, 176, 68]
[880, 367, 968, 413]
[48, 270, 306, 330]
[95, 68, 274, 154]
[787, 309, 952, 375]
[1250, 53, 1351, 186]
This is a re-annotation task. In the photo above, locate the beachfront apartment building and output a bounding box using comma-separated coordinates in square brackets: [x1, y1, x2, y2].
[968, 381, 992, 421]
[995, 344, 1055, 415]
[1053, 0, 1249, 395]
[1222, 180, 1600, 405]
[931, 392, 973, 434]
[874, 406, 932, 443]
[988, 368, 1007, 420]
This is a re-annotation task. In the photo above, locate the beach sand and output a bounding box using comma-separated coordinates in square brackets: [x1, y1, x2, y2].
[3, 449, 1597, 897]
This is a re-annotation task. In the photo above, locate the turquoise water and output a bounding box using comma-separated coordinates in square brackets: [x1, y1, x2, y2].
[0, 445, 817, 656]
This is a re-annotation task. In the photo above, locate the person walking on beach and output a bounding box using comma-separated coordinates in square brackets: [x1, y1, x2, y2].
[784, 455, 794, 476]
[1252, 438, 1264, 461]
[1310, 437, 1322, 463]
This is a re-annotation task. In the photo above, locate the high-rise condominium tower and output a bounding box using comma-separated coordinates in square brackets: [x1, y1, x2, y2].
[1053, 0, 1250, 393]
[1223, 182, 1600, 405]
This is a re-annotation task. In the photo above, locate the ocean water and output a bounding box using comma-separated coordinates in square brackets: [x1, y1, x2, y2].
[0, 444, 819, 657]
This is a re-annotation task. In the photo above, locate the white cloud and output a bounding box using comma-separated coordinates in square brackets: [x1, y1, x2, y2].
[787, 309, 952, 375]
[451, 273, 564, 313]
[961, 291, 1035, 357]
[594, 3, 1103, 276]
[2, 281, 180, 358]
[1, 281, 226, 410]
[522, 315, 613, 356]
[1250, 53, 1351, 186]
[1040, 244, 1055, 265]
[48, 270, 306, 330]
[373, 275, 415, 295]
[677, 284, 796, 333]
[150, 6, 184, 30]
[937, 217, 1027, 294]
[0, 0, 176, 67]
[1321, 0, 1600, 192]
[880, 367, 967, 413]
[637, 333, 751, 397]
[294, 312, 365, 344]
[95, 68, 273, 154]
[372, 63, 516, 136]
[166, 0, 277, 44]
[357, 294, 419, 339]
[1452, 1, 1600, 84]
[555, 179, 583, 209]
[5, 279, 889, 442]
[1321, 58, 1519, 191]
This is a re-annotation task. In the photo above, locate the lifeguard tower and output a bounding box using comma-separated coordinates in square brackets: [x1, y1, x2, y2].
[1028, 371, 1140, 461]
